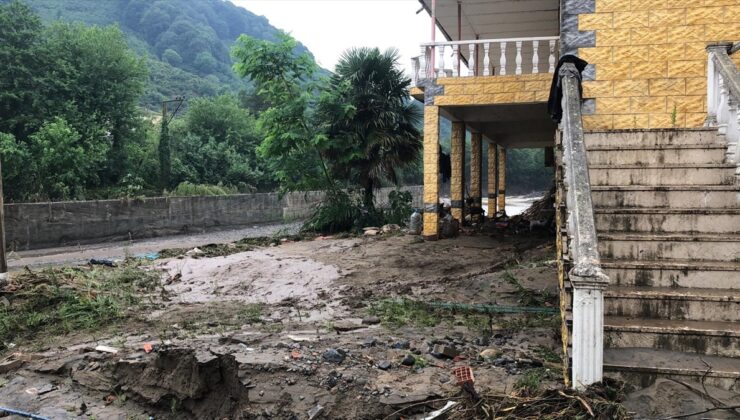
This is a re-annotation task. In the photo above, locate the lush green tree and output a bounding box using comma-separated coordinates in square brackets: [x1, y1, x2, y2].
[39, 22, 147, 183]
[29, 117, 107, 200]
[232, 31, 331, 192]
[162, 48, 182, 65]
[324, 47, 422, 207]
[0, 2, 147, 200]
[169, 95, 270, 190]
[0, 1, 43, 140]
[158, 120, 171, 191]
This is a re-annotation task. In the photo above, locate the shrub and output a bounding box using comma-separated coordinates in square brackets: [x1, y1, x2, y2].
[385, 189, 413, 226]
[167, 181, 237, 197]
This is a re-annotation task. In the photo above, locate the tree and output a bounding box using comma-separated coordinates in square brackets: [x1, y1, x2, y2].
[158, 118, 171, 191]
[324, 48, 422, 207]
[231, 31, 331, 193]
[0, 1, 44, 140]
[162, 48, 183, 65]
[28, 117, 107, 200]
[169, 95, 271, 190]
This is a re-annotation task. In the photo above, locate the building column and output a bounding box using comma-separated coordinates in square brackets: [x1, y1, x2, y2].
[470, 132, 482, 207]
[450, 122, 465, 221]
[422, 106, 440, 240]
[487, 142, 498, 217]
[497, 146, 507, 213]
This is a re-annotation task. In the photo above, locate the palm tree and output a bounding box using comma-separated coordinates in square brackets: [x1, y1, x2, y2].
[325, 47, 422, 209]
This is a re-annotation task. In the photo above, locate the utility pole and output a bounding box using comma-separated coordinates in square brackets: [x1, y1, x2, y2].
[158, 96, 185, 192]
[0, 159, 6, 284]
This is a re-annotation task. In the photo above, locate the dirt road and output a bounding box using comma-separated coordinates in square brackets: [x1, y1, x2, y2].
[8, 221, 302, 271]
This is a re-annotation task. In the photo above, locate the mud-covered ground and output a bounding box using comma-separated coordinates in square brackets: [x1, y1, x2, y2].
[0, 228, 578, 419]
[2, 227, 724, 419]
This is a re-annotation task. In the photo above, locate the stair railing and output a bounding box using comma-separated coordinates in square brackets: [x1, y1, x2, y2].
[558, 63, 610, 390]
[706, 43, 740, 181]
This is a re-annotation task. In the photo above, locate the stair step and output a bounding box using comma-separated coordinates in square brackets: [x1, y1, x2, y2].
[594, 208, 740, 234]
[604, 316, 740, 357]
[598, 233, 740, 261]
[589, 164, 736, 186]
[604, 286, 740, 322]
[605, 317, 740, 357]
[585, 128, 720, 147]
[591, 185, 740, 209]
[602, 259, 740, 289]
[603, 348, 740, 391]
[587, 144, 727, 165]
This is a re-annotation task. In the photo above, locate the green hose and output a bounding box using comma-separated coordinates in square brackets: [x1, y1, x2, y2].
[427, 301, 558, 315]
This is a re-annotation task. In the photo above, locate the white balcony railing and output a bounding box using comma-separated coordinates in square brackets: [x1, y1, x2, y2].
[411, 36, 560, 86]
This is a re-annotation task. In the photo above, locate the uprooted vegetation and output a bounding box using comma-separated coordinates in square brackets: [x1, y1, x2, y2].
[0, 263, 162, 350]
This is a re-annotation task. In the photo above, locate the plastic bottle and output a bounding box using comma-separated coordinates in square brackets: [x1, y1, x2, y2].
[409, 208, 422, 235]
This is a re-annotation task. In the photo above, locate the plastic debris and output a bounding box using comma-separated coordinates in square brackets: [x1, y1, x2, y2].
[94, 345, 119, 354]
[89, 258, 115, 267]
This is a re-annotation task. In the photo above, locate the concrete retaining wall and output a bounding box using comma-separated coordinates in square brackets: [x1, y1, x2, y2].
[6, 186, 423, 251]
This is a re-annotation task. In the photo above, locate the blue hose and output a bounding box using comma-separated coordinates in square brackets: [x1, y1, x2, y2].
[0, 406, 52, 420]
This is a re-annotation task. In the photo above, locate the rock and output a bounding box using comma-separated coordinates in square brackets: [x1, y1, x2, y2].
[362, 316, 381, 325]
[308, 404, 324, 419]
[333, 319, 363, 332]
[322, 348, 345, 364]
[364, 229, 379, 236]
[381, 224, 400, 233]
[362, 337, 377, 348]
[363, 227, 380, 231]
[185, 247, 203, 256]
[36, 383, 57, 395]
[94, 345, 119, 354]
[431, 344, 459, 359]
[0, 296, 9, 307]
[392, 340, 410, 349]
[480, 348, 501, 361]
[401, 355, 416, 366]
[0, 358, 23, 374]
[493, 356, 515, 366]
[377, 360, 391, 370]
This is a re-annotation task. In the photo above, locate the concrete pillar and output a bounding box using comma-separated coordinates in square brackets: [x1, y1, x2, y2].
[486, 142, 497, 217]
[423, 106, 440, 240]
[470, 132, 482, 207]
[497, 146, 507, 213]
[450, 122, 465, 221]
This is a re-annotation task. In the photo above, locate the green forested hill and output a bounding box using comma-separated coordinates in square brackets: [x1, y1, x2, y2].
[10, 0, 313, 109]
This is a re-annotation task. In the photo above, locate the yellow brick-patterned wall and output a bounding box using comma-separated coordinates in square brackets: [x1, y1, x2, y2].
[433, 73, 553, 106]
[422, 106, 440, 239]
[579, 0, 740, 130]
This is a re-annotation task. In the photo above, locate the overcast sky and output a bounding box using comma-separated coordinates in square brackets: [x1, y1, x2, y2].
[232, 0, 431, 75]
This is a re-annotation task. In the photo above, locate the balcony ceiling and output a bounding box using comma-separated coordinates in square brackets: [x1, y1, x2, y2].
[419, 0, 560, 41]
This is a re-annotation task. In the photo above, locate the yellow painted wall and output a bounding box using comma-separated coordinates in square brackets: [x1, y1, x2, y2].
[433, 73, 552, 106]
[578, 0, 740, 130]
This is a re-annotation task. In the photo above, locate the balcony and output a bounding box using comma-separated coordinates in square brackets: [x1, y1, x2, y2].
[412, 36, 560, 86]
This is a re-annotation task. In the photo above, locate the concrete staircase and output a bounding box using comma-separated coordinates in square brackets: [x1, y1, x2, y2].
[584, 128, 740, 391]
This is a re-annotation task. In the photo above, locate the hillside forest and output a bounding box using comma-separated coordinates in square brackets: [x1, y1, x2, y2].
[0, 0, 552, 204]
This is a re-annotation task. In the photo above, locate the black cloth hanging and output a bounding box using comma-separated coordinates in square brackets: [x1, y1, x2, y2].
[548, 55, 589, 123]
